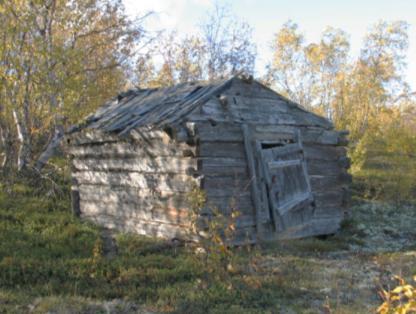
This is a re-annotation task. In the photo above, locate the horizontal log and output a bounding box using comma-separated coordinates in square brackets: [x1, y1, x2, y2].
[199, 142, 246, 159]
[78, 185, 189, 208]
[80, 200, 191, 226]
[306, 160, 345, 176]
[195, 104, 331, 128]
[205, 188, 251, 199]
[196, 122, 301, 143]
[200, 157, 248, 176]
[70, 142, 348, 169]
[196, 122, 344, 146]
[82, 211, 255, 243]
[68, 130, 120, 146]
[268, 159, 302, 169]
[301, 128, 342, 145]
[69, 140, 196, 158]
[82, 213, 195, 240]
[313, 206, 344, 219]
[304, 145, 346, 161]
[193, 212, 256, 230]
[227, 96, 289, 113]
[73, 155, 251, 177]
[202, 176, 252, 191]
[197, 122, 243, 142]
[82, 198, 255, 232]
[225, 80, 332, 129]
[201, 100, 297, 124]
[309, 175, 350, 192]
[205, 193, 254, 215]
[72, 156, 197, 173]
[69, 127, 174, 146]
[194, 100, 229, 121]
[313, 189, 343, 208]
[256, 125, 346, 146]
[225, 80, 323, 119]
[73, 171, 198, 192]
[77, 183, 255, 214]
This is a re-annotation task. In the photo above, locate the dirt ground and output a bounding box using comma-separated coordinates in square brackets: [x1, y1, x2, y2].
[254, 200, 416, 313]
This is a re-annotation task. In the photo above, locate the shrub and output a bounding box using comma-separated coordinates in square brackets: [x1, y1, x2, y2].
[378, 275, 416, 314]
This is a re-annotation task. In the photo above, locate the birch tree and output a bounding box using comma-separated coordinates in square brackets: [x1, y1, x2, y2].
[0, 0, 149, 171]
[135, 4, 256, 88]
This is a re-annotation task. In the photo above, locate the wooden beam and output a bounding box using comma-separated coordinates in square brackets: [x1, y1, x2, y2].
[257, 142, 281, 232]
[268, 159, 302, 169]
[241, 124, 263, 238]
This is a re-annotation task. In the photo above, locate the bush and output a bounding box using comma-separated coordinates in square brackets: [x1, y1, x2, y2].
[350, 107, 416, 205]
[378, 275, 416, 314]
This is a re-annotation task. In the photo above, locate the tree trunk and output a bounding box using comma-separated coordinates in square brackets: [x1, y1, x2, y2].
[0, 122, 14, 170]
[35, 125, 64, 171]
[33, 0, 64, 172]
[12, 109, 31, 171]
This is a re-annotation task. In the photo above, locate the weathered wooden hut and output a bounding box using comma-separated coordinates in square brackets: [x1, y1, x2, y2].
[67, 75, 350, 244]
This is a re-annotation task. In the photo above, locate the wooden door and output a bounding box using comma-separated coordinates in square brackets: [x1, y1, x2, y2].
[258, 132, 314, 236]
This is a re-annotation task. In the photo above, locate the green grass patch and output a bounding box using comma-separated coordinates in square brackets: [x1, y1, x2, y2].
[0, 182, 303, 313]
[1, 178, 415, 313]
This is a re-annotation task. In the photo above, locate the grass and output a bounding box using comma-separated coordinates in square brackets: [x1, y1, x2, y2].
[0, 181, 287, 313]
[0, 178, 415, 313]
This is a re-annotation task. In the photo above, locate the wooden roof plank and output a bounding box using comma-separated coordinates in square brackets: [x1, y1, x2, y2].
[78, 76, 333, 136]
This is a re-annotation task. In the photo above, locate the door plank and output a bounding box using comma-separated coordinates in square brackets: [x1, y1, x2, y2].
[241, 124, 266, 237]
[268, 159, 302, 169]
[259, 131, 314, 234]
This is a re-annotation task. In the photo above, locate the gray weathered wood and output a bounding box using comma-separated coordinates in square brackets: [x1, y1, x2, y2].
[68, 141, 196, 158]
[78, 184, 189, 206]
[73, 156, 197, 173]
[258, 133, 314, 234]
[80, 200, 191, 225]
[255, 141, 272, 224]
[257, 143, 280, 231]
[242, 124, 264, 237]
[297, 130, 313, 199]
[196, 122, 243, 142]
[82, 213, 197, 240]
[199, 157, 248, 176]
[268, 159, 302, 169]
[307, 160, 345, 176]
[313, 189, 344, 208]
[69, 130, 120, 145]
[204, 193, 254, 215]
[73, 171, 199, 192]
[309, 175, 349, 192]
[71, 185, 80, 216]
[68, 76, 350, 243]
[313, 206, 344, 219]
[202, 176, 252, 190]
[199, 142, 245, 158]
[196, 122, 345, 146]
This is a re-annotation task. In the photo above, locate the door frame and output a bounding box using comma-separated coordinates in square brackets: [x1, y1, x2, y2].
[241, 123, 314, 237]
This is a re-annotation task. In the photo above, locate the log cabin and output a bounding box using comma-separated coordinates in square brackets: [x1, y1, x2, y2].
[66, 75, 351, 244]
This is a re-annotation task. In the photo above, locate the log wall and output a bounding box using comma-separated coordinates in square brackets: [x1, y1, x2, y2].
[68, 129, 200, 240]
[68, 78, 350, 243]
[189, 80, 350, 240]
